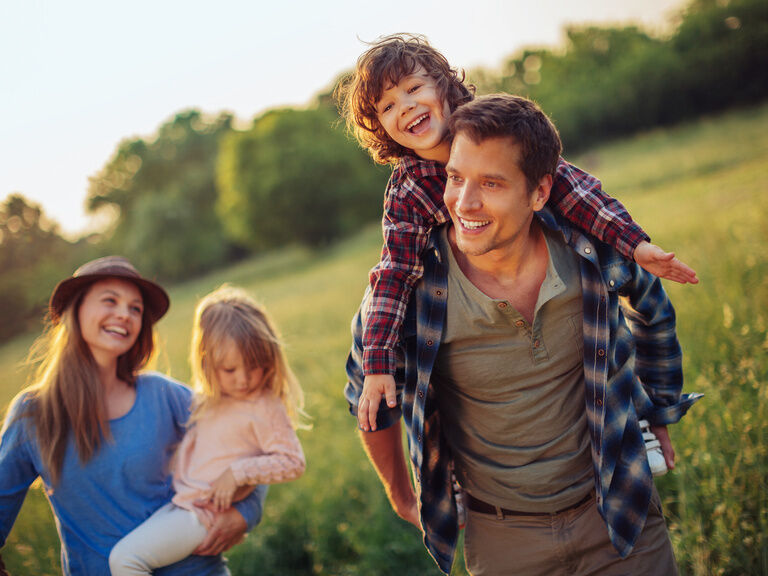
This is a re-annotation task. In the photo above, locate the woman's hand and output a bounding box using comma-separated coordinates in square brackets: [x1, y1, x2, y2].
[192, 507, 247, 556]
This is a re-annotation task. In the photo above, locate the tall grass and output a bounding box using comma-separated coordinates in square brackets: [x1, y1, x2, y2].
[1, 102, 766, 575]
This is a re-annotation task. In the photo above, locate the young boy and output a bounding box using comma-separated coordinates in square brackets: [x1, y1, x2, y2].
[336, 34, 698, 432]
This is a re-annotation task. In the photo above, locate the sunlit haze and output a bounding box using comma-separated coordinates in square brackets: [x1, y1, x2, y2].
[0, 0, 687, 237]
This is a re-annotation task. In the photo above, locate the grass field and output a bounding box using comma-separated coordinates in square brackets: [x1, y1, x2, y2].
[2, 102, 767, 575]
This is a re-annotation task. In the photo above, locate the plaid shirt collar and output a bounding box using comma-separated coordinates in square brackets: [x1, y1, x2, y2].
[347, 210, 700, 573]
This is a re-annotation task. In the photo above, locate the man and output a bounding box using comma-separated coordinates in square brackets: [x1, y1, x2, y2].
[344, 94, 700, 575]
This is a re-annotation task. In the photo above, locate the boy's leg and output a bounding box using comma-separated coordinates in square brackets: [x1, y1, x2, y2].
[109, 502, 208, 576]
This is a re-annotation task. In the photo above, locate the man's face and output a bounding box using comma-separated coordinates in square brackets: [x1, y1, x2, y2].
[375, 66, 452, 162]
[444, 133, 550, 258]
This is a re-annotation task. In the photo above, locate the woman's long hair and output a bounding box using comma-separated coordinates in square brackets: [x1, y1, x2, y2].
[189, 285, 309, 429]
[20, 284, 156, 485]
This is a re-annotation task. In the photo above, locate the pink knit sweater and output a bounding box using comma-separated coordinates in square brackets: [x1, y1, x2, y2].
[172, 390, 305, 527]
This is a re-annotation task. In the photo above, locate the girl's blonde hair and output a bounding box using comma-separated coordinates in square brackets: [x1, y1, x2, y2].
[18, 284, 157, 485]
[189, 285, 308, 429]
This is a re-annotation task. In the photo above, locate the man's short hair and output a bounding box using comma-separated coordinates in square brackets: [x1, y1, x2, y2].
[447, 94, 562, 191]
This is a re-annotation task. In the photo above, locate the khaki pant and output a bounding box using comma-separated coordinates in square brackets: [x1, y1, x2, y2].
[463, 487, 678, 576]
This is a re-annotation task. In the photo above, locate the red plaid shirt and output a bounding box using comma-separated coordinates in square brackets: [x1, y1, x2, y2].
[362, 155, 649, 375]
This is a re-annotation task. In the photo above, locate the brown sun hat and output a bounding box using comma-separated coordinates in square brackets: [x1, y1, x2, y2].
[49, 256, 170, 323]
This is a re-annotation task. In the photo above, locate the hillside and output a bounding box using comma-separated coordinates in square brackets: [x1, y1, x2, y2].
[2, 102, 767, 575]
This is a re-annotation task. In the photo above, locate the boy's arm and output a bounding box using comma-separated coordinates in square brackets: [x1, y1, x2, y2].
[346, 291, 403, 433]
[549, 159, 647, 259]
[550, 159, 697, 283]
[363, 171, 449, 376]
[361, 168, 449, 429]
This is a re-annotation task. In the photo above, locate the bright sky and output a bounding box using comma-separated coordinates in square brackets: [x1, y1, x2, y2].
[0, 0, 687, 237]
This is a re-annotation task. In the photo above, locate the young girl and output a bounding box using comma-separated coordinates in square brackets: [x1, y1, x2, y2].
[109, 285, 307, 576]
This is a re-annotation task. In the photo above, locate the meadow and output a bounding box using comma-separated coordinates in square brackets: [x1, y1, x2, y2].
[1, 102, 767, 575]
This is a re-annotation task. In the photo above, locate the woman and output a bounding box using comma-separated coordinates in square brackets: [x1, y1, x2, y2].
[0, 256, 266, 575]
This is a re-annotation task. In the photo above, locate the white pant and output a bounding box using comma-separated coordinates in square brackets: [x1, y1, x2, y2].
[109, 503, 208, 576]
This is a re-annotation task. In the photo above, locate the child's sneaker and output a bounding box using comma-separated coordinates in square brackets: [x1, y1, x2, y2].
[639, 419, 668, 476]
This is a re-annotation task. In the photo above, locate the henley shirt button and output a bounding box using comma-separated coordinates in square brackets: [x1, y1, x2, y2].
[436, 290, 443, 296]
[598, 349, 606, 357]
[427, 340, 434, 346]
[609, 280, 615, 287]
[596, 398, 603, 407]
[418, 390, 424, 398]
[534, 339, 541, 348]
[584, 247, 592, 254]
[417, 435, 422, 442]
[515, 320, 525, 327]
[498, 302, 507, 309]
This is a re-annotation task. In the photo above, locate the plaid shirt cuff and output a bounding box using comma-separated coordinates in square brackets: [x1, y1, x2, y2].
[647, 393, 704, 426]
[617, 221, 651, 260]
[363, 347, 397, 376]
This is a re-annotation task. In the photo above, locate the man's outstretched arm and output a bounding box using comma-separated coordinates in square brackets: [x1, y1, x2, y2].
[359, 422, 420, 529]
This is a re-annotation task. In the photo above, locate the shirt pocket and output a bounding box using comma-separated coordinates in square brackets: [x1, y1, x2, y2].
[601, 260, 632, 292]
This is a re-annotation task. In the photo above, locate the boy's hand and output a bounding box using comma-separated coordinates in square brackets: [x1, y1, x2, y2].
[358, 374, 397, 432]
[206, 468, 238, 512]
[634, 241, 699, 284]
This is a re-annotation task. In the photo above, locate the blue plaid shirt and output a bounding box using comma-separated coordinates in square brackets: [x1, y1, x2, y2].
[345, 209, 701, 574]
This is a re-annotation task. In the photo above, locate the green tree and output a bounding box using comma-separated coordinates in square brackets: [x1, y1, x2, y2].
[87, 110, 236, 280]
[468, 0, 768, 151]
[217, 103, 388, 251]
[0, 194, 80, 340]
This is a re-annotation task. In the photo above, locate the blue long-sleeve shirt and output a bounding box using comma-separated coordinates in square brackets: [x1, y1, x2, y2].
[345, 209, 701, 574]
[0, 372, 266, 575]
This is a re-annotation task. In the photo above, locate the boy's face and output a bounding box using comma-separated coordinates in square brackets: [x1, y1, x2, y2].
[375, 66, 452, 163]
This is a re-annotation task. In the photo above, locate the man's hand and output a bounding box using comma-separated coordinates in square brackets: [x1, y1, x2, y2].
[634, 241, 698, 284]
[395, 493, 420, 529]
[205, 468, 238, 512]
[192, 507, 247, 556]
[358, 374, 397, 432]
[651, 425, 676, 471]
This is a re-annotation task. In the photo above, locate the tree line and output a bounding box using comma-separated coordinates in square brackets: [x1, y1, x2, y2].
[1, 0, 765, 342]
[469, 0, 767, 152]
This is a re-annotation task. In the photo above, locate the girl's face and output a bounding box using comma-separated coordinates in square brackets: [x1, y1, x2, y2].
[376, 65, 452, 163]
[78, 278, 144, 368]
[214, 339, 265, 400]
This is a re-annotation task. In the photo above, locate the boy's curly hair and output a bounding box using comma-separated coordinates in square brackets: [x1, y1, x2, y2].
[335, 33, 474, 165]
